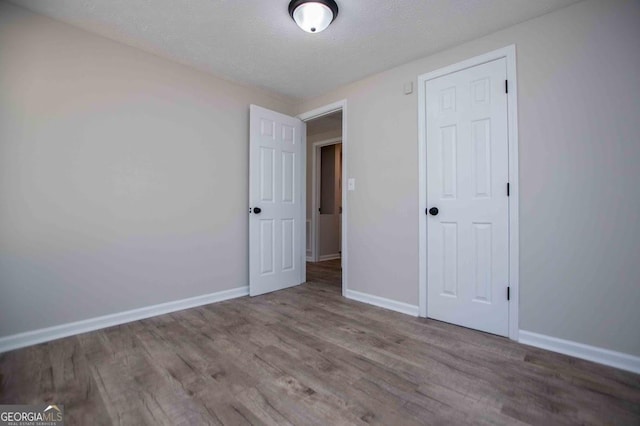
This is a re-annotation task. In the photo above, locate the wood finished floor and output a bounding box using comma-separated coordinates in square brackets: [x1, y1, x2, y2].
[1, 260, 639, 425]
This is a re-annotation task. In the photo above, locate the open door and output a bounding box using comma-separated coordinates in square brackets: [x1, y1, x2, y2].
[249, 105, 306, 296]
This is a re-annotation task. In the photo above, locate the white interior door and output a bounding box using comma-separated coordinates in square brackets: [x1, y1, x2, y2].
[426, 58, 510, 336]
[249, 105, 305, 296]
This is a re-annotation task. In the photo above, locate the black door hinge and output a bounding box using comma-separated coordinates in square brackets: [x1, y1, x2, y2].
[507, 182, 510, 196]
[507, 286, 511, 301]
[505, 80, 508, 94]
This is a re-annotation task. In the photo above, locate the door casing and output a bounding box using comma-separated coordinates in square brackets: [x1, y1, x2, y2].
[417, 45, 520, 340]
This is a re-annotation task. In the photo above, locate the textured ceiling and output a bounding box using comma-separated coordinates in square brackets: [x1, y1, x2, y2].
[9, 0, 582, 100]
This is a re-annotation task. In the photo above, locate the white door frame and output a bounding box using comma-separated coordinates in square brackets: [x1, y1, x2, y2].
[298, 100, 348, 297]
[418, 45, 520, 340]
[310, 137, 343, 262]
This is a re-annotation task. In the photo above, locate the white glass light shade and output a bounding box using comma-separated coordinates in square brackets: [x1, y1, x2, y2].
[292, 2, 334, 33]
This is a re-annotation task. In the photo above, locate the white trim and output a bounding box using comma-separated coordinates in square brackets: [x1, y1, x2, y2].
[519, 330, 640, 374]
[346, 289, 419, 317]
[505, 46, 520, 340]
[305, 219, 312, 258]
[418, 67, 427, 318]
[417, 45, 520, 340]
[318, 253, 341, 262]
[298, 100, 345, 121]
[298, 100, 348, 297]
[311, 137, 342, 263]
[0, 286, 249, 353]
[301, 117, 308, 284]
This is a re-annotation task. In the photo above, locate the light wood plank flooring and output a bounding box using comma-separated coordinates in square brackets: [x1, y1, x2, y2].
[1, 260, 639, 425]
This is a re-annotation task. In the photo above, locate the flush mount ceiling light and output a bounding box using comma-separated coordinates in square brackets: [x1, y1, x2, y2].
[288, 0, 339, 34]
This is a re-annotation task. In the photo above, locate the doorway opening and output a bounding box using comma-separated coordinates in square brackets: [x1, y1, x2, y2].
[307, 117, 342, 263]
[298, 101, 347, 296]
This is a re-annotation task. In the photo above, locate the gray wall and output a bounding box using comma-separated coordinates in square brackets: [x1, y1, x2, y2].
[297, 0, 640, 356]
[0, 2, 295, 337]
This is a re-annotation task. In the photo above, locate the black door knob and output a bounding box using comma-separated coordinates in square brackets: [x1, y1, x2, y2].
[253, 207, 262, 214]
[428, 207, 439, 216]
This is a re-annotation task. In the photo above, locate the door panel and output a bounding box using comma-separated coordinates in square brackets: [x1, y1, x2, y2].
[259, 219, 275, 274]
[260, 147, 275, 201]
[441, 222, 458, 297]
[441, 125, 457, 198]
[282, 218, 295, 271]
[426, 58, 509, 336]
[472, 222, 492, 302]
[250, 105, 305, 296]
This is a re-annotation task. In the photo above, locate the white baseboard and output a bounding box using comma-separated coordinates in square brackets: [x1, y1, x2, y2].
[318, 253, 341, 261]
[345, 289, 419, 317]
[0, 286, 249, 354]
[519, 330, 640, 374]
[306, 256, 314, 262]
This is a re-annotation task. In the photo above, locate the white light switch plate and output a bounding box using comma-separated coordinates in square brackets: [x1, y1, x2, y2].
[347, 178, 355, 191]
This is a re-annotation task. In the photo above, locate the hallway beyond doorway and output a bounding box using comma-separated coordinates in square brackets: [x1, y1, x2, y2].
[306, 259, 341, 289]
